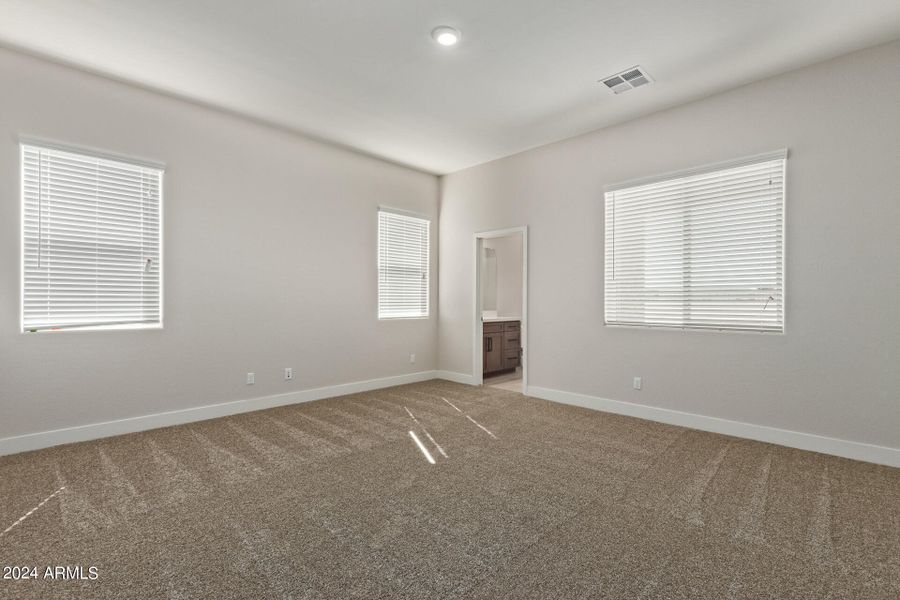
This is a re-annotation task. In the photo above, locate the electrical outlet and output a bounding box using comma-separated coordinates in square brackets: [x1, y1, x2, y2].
[633, 376, 642, 390]
[409, 353, 416, 364]
[284, 367, 293, 381]
[246, 372, 255, 385]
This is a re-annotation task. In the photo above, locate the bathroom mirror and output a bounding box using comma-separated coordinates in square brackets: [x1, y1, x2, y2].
[481, 247, 497, 316]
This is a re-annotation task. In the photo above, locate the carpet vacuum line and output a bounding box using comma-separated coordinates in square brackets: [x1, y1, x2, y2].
[0, 486, 66, 539]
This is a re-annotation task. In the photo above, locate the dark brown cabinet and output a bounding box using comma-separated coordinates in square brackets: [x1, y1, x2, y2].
[484, 332, 504, 373]
[483, 320, 521, 376]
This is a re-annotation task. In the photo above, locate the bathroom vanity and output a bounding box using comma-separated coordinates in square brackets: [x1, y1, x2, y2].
[483, 319, 520, 376]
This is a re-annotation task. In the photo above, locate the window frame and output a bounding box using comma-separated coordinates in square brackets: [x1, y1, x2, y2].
[376, 207, 431, 321]
[604, 150, 787, 334]
[19, 138, 165, 333]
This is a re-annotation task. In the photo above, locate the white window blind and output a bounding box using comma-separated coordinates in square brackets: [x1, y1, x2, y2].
[378, 209, 430, 319]
[22, 143, 163, 332]
[605, 151, 785, 333]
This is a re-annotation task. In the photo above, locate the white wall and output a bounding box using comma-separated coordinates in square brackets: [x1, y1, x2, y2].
[438, 40, 900, 452]
[0, 48, 438, 441]
[483, 235, 523, 317]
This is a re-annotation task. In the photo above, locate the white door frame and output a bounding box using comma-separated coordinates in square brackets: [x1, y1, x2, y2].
[473, 226, 528, 390]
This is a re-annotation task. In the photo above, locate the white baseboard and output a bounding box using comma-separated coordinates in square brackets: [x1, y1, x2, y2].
[527, 386, 900, 468]
[0, 370, 438, 457]
[7, 373, 895, 468]
[434, 370, 477, 385]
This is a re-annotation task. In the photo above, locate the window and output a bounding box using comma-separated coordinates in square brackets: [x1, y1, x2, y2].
[604, 151, 785, 332]
[378, 209, 429, 319]
[21, 143, 163, 332]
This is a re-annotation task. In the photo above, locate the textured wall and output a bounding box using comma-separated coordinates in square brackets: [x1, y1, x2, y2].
[0, 48, 438, 439]
[438, 40, 900, 450]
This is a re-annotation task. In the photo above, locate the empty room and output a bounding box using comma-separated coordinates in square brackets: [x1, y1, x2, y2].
[1, 1, 899, 598]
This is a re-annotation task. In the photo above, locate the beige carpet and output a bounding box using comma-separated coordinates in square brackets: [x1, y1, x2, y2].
[1, 380, 898, 599]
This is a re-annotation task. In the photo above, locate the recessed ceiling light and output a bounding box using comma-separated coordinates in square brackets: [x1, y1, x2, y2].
[431, 26, 461, 47]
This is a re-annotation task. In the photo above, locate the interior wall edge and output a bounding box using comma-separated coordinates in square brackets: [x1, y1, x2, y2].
[0, 42, 438, 177]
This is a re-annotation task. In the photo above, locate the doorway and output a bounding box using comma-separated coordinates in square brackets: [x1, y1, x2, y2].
[473, 227, 528, 393]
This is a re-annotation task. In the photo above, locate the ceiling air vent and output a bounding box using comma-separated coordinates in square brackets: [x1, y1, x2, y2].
[600, 66, 653, 94]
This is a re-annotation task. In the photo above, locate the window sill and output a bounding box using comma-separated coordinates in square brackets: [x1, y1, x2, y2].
[23, 323, 163, 334]
[378, 316, 431, 321]
[603, 322, 784, 335]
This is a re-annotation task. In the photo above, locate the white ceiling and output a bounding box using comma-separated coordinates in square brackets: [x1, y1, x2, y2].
[2, 1, 899, 174]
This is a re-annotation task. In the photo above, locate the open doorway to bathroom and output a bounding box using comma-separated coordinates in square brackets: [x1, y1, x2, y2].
[473, 227, 527, 393]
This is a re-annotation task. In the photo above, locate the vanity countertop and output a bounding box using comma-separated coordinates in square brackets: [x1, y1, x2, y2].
[482, 316, 521, 323]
